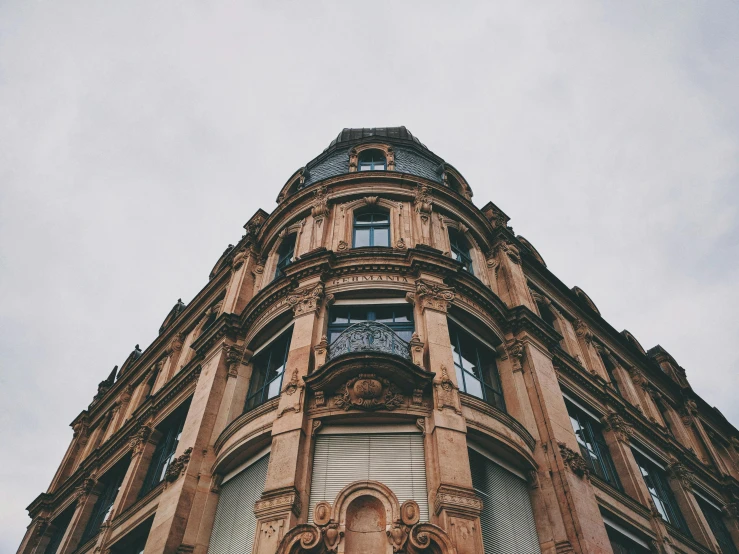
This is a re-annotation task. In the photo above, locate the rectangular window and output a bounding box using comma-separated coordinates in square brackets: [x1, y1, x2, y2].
[697, 496, 738, 554]
[44, 506, 75, 554]
[81, 457, 130, 544]
[565, 400, 621, 489]
[139, 401, 190, 497]
[327, 305, 414, 344]
[448, 321, 505, 412]
[606, 527, 651, 554]
[632, 451, 690, 534]
[469, 448, 541, 554]
[244, 327, 293, 412]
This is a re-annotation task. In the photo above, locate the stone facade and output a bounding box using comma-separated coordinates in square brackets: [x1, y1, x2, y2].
[18, 127, 739, 554]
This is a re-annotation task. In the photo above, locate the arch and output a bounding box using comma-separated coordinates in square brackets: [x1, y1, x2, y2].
[263, 220, 306, 284]
[517, 236, 546, 267]
[353, 205, 391, 248]
[621, 329, 646, 355]
[349, 143, 395, 172]
[572, 286, 600, 315]
[441, 163, 473, 200]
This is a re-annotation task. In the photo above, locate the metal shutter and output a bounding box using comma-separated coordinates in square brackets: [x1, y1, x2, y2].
[309, 433, 428, 522]
[469, 449, 541, 554]
[208, 454, 270, 554]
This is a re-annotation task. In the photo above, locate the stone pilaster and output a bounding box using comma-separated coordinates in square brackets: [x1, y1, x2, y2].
[665, 460, 716, 548]
[491, 239, 536, 310]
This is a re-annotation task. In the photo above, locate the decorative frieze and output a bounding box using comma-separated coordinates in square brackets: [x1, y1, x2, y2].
[434, 484, 483, 517]
[254, 487, 302, 518]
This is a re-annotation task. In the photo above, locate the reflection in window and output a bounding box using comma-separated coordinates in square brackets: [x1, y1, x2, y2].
[697, 496, 739, 554]
[244, 327, 293, 412]
[448, 321, 505, 411]
[140, 402, 190, 497]
[565, 400, 621, 489]
[328, 305, 414, 343]
[449, 228, 473, 274]
[358, 149, 386, 171]
[633, 451, 689, 534]
[353, 210, 390, 248]
[275, 234, 297, 279]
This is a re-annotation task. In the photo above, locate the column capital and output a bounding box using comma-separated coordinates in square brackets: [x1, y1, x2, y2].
[666, 460, 695, 491]
[409, 278, 455, 313]
[603, 412, 634, 444]
[287, 282, 324, 318]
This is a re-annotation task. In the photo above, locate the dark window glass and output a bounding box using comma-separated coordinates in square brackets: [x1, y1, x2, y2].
[449, 228, 474, 274]
[448, 321, 505, 412]
[244, 327, 293, 412]
[606, 527, 651, 554]
[327, 305, 414, 344]
[81, 458, 130, 543]
[353, 210, 390, 248]
[44, 507, 74, 554]
[633, 451, 690, 534]
[565, 400, 621, 489]
[698, 497, 739, 554]
[274, 235, 297, 279]
[139, 402, 190, 497]
[357, 149, 386, 171]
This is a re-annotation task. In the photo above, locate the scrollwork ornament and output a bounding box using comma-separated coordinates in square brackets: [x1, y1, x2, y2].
[164, 447, 193, 483]
[506, 340, 525, 372]
[603, 412, 633, 443]
[558, 442, 589, 478]
[288, 283, 325, 317]
[667, 461, 694, 490]
[333, 374, 404, 411]
[415, 279, 455, 313]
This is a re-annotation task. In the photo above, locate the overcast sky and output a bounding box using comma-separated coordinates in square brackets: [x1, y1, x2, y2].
[2, 1, 739, 551]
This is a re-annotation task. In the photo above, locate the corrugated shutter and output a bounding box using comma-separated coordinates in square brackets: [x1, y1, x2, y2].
[309, 433, 428, 522]
[469, 449, 541, 554]
[208, 454, 270, 554]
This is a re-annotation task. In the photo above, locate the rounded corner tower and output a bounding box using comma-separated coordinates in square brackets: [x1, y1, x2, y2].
[21, 128, 739, 554]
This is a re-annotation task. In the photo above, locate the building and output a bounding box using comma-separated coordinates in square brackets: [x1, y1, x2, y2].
[17, 127, 739, 554]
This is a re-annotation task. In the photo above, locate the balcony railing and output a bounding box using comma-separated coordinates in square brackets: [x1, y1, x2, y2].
[327, 322, 411, 361]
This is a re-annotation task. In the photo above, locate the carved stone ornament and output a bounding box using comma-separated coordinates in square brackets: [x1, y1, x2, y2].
[34, 517, 49, 537]
[506, 340, 525, 372]
[288, 283, 325, 317]
[75, 477, 96, 499]
[311, 186, 330, 219]
[129, 425, 153, 455]
[395, 237, 407, 250]
[603, 413, 633, 443]
[573, 319, 593, 344]
[414, 279, 455, 313]
[254, 488, 302, 519]
[723, 503, 739, 520]
[164, 447, 193, 483]
[434, 365, 462, 414]
[337, 240, 348, 251]
[225, 344, 244, 378]
[333, 374, 404, 411]
[495, 240, 521, 264]
[434, 484, 483, 517]
[414, 184, 433, 221]
[168, 332, 185, 355]
[558, 442, 589, 478]
[408, 332, 424, 367]
[283, 369, 300, 395]
[666, 460, 694, 490]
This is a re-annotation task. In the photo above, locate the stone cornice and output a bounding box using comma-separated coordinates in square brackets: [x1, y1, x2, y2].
[190, 312, 241, 356]
[506, 305, 563, 351]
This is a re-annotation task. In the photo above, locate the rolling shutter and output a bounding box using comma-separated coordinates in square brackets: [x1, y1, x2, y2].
[208, 454, 270, 554]
[469, 449, 541, 554]
[309, 433, 428, 522]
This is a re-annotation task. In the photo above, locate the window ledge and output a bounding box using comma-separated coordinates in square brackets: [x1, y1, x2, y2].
[460, 393, 536, 451]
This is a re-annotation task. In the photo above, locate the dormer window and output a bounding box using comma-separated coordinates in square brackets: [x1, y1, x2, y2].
[358, 149, 386, 171]
[449, 228, 473, 275]
[275, 234, 297, 279]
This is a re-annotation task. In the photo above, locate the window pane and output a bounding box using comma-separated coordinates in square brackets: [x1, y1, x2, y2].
[372, 213, 389, 223]
[455, 365, 465, 392]
[464, 372, 484, 399]
[374, 306, 395, 323]
[267, 375, 282, 399]
[374, 163, 385, 170]
[354, 228, 370, 248]
[330, 307, 350, 324]
[359, 162, 372, 171]
[373, 228, 389, 247]
[394, 307, 412, 323]
[355, 213, 374, 223]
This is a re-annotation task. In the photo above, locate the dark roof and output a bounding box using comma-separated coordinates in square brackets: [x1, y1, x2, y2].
[326, 127, 428, 151]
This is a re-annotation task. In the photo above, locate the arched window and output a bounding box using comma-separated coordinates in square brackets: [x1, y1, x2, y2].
[274, 234, 297, 279]
[448, 320, 505, 411]
[357, 149, 386, 171]
[353, 209, 390, 248]
[449, 228, 473, 274]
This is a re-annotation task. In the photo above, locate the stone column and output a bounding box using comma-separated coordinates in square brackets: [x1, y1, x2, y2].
[600, 413, 653, 506]
[410, 276, 485, 554]
[251, 280, 325, 554]
[510, 315, 612, 554]
[572, 320, 608, 381]
[114, 425, 158, 513]
[56, 478, 100, 554]
[665, 461, 716, 549]
[17, 507, 53, 554]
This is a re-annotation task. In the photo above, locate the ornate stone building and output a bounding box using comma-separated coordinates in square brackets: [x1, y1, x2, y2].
[18, 127, 739, 554]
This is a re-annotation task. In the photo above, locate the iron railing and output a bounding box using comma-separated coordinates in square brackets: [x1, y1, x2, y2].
[327, 321, 411, 361]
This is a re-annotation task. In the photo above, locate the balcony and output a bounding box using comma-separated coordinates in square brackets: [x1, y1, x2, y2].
[327, 322, 411, 362]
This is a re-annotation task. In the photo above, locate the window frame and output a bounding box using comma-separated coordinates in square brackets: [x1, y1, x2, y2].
[448, 320, 505, 412]
[352, 209, 390, 248]
[565, 400, 622, 490]
[81, 459, 129, 544]
[274, 234, 297, 279]
[244, 326, 294, 412]
[448, 228, 474, 275]
[632, 450, 690, 534]
[327, 304, 415, 344]
[357, 149, 387, 171]
[139, 403, 190, 497]
[697, 495, 739, 554]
